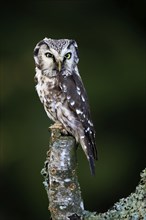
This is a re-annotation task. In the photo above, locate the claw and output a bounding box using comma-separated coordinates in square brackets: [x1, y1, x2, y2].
[49, 121, 63, 130]
[49, 121, 68, 135]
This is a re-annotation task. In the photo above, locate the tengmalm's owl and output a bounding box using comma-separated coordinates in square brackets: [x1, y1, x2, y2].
[34, 38, 97, 175]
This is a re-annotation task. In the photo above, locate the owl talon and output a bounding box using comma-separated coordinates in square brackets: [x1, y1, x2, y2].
[60, 129, 68, 135]
[49, 122, 67, 133]
[49, 122, 62, 129]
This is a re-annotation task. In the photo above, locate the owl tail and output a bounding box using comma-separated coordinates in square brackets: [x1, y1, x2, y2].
[88, 156, 96, 175]
[80, 138, 96, 175]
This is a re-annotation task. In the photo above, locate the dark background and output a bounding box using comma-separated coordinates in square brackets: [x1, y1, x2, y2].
[1, 0, 146, 219]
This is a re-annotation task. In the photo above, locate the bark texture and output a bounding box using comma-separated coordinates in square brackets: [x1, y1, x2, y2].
[41, 128, 84, 220]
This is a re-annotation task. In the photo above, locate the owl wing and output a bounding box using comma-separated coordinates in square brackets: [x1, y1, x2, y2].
[59, 71, 97, 174]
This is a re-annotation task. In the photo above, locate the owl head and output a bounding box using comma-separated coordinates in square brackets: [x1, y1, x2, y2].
[34, 38, 79, 77]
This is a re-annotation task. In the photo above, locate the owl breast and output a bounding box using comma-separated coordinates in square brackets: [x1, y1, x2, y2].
[35, 68, 65, 122]
[35, 68, 84, 142]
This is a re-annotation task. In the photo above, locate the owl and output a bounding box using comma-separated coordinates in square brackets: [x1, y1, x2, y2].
[34, 38, 97, 175]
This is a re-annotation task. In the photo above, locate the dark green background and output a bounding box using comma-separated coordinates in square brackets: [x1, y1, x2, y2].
[1, 1, 146, 219]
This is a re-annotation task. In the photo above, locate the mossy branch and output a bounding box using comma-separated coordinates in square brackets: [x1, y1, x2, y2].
[41, 128, 146, 220]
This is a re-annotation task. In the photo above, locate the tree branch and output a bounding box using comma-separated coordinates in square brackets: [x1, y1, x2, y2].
[41, 128, 146, 220]
[41, 128, 84, 220]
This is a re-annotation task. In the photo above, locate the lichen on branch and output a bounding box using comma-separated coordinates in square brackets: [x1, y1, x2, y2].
[84, 168, 146, 220]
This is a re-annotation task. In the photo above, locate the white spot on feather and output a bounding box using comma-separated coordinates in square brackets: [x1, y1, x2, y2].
[81, 95, 85, 102]
[76, 86, 81, 95]
[88, 120, 93, 126]
[77, 90, 81, 95]
[85, 127, 90, 132]
[63, 84, 67, 92]
[76, 109, 83, 115]
[70, 100, 75, 106]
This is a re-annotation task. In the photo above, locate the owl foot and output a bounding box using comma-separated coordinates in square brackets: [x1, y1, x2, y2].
[49, 122, 68, 135]
[49, 121, 63, 130]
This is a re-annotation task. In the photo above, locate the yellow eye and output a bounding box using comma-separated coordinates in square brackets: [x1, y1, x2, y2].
[65, 52, 72, 60]
[45, 52, 53, 58]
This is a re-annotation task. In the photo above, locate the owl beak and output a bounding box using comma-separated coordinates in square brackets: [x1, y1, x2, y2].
[57, 61, 62, 72]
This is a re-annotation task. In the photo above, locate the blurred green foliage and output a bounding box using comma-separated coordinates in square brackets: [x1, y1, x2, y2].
[1, 1, 146, 219]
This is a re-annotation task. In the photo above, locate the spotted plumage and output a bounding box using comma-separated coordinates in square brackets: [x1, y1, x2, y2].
[34, 38, 97, 175]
